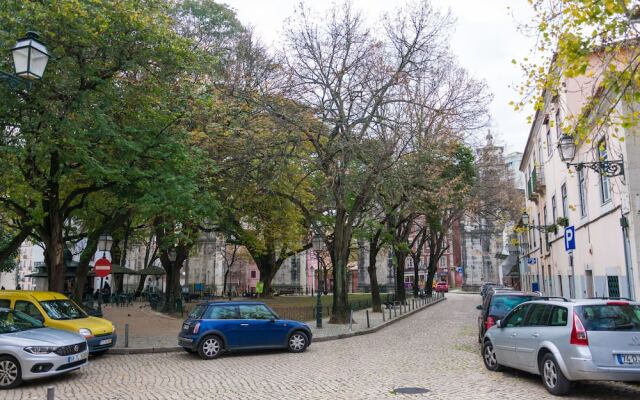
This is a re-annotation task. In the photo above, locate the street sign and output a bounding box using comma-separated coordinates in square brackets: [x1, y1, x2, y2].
[527, 258, 537, 265]
[564, 226, 576, 251]
[94, 257, 112, 278]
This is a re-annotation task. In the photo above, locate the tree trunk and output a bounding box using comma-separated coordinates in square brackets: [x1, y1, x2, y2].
[42, 209, 66, 293]
[255, 252, 279, 297]
[111, 239, 123, 294]
[223, 269, 229, 296]
[0, 228, 31, 268]
[426, 255, 437, 297]
[73, 233, 101, 302]
[330, 210, 352, 323]
[136, 274, 147, 294]
[368, 234, 382, 312]
[394, 250, 408, 303]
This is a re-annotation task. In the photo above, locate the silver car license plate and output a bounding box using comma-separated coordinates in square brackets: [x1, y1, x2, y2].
[616, 354, 640, 365]
[183, 323, 190, 331]
[67, 352, 88, 363]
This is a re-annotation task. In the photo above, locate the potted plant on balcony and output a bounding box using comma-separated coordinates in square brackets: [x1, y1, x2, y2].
[556, 217, 569, 227]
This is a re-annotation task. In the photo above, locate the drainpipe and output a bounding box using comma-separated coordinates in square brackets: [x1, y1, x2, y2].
[621, 215, 635, 300]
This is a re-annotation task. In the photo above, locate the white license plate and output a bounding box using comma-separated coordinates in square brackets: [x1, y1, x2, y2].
[616, 354, 640, 365]
[99, 338, 112, 345]
[67, 352, 88, 363]
[183, 323, 190, 331]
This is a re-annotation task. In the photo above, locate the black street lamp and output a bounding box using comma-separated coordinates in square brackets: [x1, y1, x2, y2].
[1, 32, 49, 88]
[557, 134, 624, 177]
[521, 212, 557, 234]
[312, 234, 325, 328]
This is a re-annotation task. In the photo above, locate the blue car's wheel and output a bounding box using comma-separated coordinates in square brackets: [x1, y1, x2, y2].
[198, 335, 223, 360]
[287, 332, 308, 353]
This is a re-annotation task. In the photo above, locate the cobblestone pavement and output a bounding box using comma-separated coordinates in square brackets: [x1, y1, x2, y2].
[6, 293, 640, 400]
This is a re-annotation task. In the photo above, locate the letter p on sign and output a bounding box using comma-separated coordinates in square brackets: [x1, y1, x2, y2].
[564, 226, 576, 251]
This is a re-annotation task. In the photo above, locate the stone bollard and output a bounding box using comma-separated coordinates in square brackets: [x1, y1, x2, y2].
[382, 307, 386, 322]
[349, 309, 353, 332]
[125, 323, 129, 348]
[47, 387, 55, 400]
[389, 306, 392, 320]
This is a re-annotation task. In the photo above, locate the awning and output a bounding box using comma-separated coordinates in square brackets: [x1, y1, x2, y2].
[134, 265, 166, 275]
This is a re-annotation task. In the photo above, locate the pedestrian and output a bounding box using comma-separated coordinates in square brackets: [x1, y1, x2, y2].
[0, 286, 4, 290]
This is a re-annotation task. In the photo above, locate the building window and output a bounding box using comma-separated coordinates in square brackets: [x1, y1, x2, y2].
[555, 108, 562, 137]
[578, 169, 587, 217]
[551, 195, 557, 225]
[546, 128, 552, 156]
[250, 270, 257, 279]
[598, 140, 611, 203]
[561, 183, 568, 219]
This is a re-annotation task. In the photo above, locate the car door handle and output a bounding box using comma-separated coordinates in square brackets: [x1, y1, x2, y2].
[240, 323, 250, 326]
[531, 333, 540, 338]
[510, 333, 517, 337]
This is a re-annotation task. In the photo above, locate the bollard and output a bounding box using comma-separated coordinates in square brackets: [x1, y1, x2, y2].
[389, 306, 392, 320]
[47, 387, 55, 400]
[125, 323, 129, 348]
[366, 310, 370, 328]
[393, 304, 397, 317]
[399, 302, 403, 315]
[349, 309, 353, 332]
[382, 307, 386, 321]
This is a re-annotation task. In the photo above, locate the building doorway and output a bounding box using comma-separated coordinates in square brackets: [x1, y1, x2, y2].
[585, 270, 594, 298]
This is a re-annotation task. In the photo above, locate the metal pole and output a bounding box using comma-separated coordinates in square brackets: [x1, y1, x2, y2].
[349, 309, 353, 332]
[621, 216, 636, 300]
[47, 387, 55, 400]
[125, 323, 129, 348]
[315, 251, 322, 328]
[366, 310, 370, 328]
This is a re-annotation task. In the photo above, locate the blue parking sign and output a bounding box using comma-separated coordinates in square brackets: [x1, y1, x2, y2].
[564, 226, 576, 251]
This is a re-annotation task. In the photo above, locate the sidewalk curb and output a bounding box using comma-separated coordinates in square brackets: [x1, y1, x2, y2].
[312, 297, 446, 343]
[108, 296, 446, 355]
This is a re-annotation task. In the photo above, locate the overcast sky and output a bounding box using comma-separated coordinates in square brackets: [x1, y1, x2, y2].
[222, 0, 536, 153]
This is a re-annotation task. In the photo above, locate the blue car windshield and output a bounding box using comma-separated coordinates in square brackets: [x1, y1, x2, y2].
[0, 310, 44, 334]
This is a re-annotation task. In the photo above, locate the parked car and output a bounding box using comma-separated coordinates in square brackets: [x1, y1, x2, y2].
[476, 291, 541, 342]
[435, 281, 449, 293]
[178, 301, 313, 360]
[480, 283, 497, 297]
[482, 298, 640, 395]
[0, 291, 116, 355]
[0, 308, 89, 389]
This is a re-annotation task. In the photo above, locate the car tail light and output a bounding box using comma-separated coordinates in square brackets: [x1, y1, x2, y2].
[485, 316, 496, 330]
[570, 311, 588, 346]
[193, 322, 200, 334]
[607, 301, 629, 306]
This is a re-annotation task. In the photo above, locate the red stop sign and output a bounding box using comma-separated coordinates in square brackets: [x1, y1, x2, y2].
[94, 257, 112, 278]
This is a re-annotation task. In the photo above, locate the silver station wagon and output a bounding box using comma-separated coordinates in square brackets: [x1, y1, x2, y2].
[0, 308, 88, 389]
[482, 298, 640, 395]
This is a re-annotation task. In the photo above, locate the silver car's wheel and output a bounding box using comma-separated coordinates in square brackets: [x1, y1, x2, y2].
[482, 341, 501, 372]
[0, 356, 21, 389]
[288, 332, 308, 353]
[543, 359, 557, 388]
[197, 335, 222, 360]
[540, 353, 571, 395]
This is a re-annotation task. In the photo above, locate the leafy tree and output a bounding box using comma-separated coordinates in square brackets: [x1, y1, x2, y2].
[0, 0, 196, 292]
[517, 0, 640, 140]
[281, 1, 455, 323]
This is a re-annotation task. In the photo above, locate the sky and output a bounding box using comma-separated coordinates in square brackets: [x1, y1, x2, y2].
[221, 0, 536, 154]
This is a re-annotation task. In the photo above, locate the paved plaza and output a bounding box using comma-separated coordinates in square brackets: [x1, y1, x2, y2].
[6, 293, 640, 400]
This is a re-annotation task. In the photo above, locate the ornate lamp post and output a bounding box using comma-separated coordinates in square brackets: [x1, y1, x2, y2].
[1, 32, 49, 88]
[312, 234, 325, 328]
[557, 134, 624, 177]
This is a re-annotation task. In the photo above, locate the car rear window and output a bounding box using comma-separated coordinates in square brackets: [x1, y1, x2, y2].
[489, 295, 538, 319]
[188, 304, 207, 319]
[575, 304, 640, 331]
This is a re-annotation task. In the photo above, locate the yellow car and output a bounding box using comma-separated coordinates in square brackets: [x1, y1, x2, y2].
[0, 291, 117, 354]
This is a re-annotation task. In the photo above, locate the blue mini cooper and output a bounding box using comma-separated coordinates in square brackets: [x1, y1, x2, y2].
[178, 301, 312, 359]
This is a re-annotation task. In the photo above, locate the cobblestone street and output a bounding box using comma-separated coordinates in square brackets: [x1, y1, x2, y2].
[6, 293, 640, 400]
